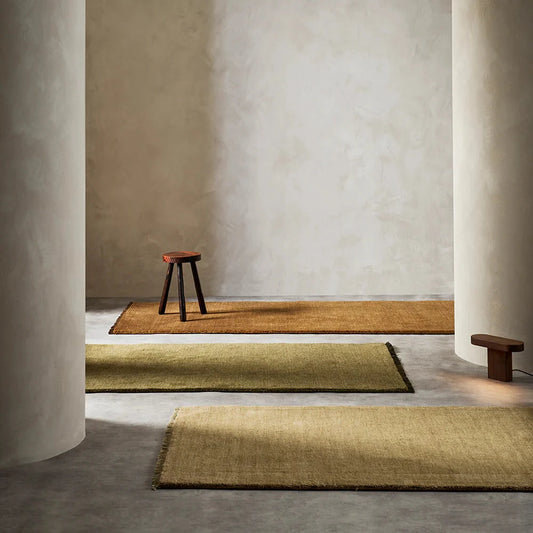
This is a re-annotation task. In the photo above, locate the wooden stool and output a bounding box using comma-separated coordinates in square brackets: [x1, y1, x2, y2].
[159, 251, 207, 322]
[471, 334, 524, 382]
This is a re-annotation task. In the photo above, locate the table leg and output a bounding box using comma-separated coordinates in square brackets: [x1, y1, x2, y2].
[487, 349, 513, 382]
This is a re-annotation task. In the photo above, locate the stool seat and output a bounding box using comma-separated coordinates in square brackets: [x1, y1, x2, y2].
[162, 251, 201, 263]
[159, 251, 207, 321]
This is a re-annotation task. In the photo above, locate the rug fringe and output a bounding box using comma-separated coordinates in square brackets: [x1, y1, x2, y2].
[86, 386, 412, 393]
[152, 482, 533, 492]
[152, 408, 180, 490]
[108, 301, 134, 334]
[385, 342, 415, 393]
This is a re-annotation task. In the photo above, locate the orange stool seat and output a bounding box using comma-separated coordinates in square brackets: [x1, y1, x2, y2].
[162, 251, 202, 263]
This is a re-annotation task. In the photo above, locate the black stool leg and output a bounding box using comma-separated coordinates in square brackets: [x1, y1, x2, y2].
[158, 263, 174, 314]
[190, 261, 207, 314]
[176, 263, 186, 321]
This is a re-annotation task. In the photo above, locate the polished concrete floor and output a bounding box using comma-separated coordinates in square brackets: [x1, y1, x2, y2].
[1, 297, 532, 533]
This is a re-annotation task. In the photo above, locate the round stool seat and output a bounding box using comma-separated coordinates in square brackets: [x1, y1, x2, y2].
[162, 251, 201, 263]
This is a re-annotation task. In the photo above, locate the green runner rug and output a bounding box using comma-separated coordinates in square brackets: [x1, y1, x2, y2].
[86, 342, 413, 393]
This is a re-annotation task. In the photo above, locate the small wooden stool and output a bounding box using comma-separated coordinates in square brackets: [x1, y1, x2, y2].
[471, 334, 524, 382]
[159, 251, 207, 322]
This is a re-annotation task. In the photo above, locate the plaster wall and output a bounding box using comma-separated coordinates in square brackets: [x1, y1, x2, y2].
[453, 0, 533, 372]
[87, 0, 452, 297]
[0, 0, 86, 466]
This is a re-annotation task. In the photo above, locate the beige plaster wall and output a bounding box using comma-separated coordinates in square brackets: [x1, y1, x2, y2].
[453, 0, 533, 372]
[0, 0, 85, 467]
[87, 0, 452, 297]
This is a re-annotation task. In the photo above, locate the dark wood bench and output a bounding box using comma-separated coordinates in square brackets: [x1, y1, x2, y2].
[471, 334, 524, 382]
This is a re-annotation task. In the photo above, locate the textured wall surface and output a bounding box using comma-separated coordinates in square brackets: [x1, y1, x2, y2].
[0, 1, 86, 466]
[87, 0, 452, 297]
[453, 0, 533, 371]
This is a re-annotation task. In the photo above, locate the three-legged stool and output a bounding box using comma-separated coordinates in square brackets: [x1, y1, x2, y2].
[159, 251, 207, 322]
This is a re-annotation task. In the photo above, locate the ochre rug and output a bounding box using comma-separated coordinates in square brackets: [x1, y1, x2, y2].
[85, 343, 413, 393]
[153, 406, 533, 491]
[109, 300, 454, 334]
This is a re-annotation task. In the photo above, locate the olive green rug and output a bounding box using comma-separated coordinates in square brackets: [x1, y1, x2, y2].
[153, 406, 533, 491]
[109, 300, 454, 334]
[85, 343, 413, 393]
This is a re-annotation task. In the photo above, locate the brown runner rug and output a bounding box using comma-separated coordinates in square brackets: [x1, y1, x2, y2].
[153, 406, 533, 491]
[85, 342, 413, 393]
[110, 300, 454, 334]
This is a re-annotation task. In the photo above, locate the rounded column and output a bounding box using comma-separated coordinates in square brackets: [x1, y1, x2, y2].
[453, 0, 533, 371]
[0, 1, 86, 466]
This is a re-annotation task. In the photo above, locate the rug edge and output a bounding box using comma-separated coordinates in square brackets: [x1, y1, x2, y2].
[152, 408, 180, 490]
[108, 301, 134, 334]
[385, 342, 415, 393]
[86, 386, 412, 394]
[153, 482, 533, 492]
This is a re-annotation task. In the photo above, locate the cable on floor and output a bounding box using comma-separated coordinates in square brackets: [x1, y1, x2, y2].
[512, 369, 533, 377]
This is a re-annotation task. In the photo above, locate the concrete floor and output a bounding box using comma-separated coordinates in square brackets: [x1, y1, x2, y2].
[1, 297, 532, 533]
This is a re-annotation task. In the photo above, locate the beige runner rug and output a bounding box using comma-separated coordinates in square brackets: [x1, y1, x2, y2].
[86, 343, 413, 392]
[109, 300, 454, 334]
[153, 406, 533, 491]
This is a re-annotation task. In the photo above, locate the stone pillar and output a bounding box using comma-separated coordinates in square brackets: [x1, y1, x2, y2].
[453, 0, 533, 372]
[0, 1, 86, 466]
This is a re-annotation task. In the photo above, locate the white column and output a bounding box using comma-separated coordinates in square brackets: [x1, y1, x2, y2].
[0, 1, 86, 466]
[453, 0, 533, 372]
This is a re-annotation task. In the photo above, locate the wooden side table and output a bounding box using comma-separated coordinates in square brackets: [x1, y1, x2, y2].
[159, 251, 207, 322]
[471, 334, 524, 382]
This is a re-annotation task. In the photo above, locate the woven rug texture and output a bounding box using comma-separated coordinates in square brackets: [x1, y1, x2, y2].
[153, 406, 533, 491]
[86, 342, 412, 392]
[109, 300, 454, 334]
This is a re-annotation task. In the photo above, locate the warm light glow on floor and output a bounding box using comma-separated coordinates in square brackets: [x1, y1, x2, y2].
[443, 372, 528, 405]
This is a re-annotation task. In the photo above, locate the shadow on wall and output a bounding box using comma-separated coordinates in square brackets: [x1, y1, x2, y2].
[87, 0, 218, 297]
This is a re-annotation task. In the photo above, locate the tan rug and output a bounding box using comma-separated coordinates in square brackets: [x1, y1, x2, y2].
[109, 300, 454, 334]
[85, 343, 413, 392]
[153, 406, 533, 491]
